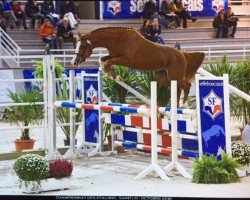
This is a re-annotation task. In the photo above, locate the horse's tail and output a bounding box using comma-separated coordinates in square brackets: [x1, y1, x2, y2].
[182, 52, 205, 83]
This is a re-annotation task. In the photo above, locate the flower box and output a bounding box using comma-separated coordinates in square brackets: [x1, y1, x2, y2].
[21, 177, 71, 193]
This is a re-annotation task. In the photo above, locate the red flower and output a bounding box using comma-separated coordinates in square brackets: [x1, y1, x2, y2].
[49, 159, 73, 179]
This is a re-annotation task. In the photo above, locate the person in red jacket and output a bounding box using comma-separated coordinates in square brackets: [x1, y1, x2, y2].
[10, 0, 27, 29]
[38, 19, 57, 50]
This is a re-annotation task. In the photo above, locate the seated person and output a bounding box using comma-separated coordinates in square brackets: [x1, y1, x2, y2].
[1, 0, 18, 29]
[38, 19, 57, 50]
[225, 7, 238, 38]
[25, 0, 45, 29]
[161, 0, 181, 29]
[60, 0, 79, 28]
[149, 18, 165, 45]
[40, 0, 59, 27]
[242, 118, 250, 144]
[0, 14, 6, 32]
[172, 0, 197, 28]
[142, 0, 170, 29]
[10, 0, 28, 29]
[57, 17, 77, 49]
[140, 19, 151, 41]
[213, 11, 228, 38]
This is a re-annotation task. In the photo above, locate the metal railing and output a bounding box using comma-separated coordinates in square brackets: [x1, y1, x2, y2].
[7, 43, 250, 68]
[0, 27, 22, 68]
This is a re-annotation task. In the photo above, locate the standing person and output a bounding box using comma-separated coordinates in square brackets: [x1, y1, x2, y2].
[25, 0, 45, 29]
[213, 11, 228, 38]
[225, 7, 238, 38]
[149, 18, 165, 45]
[10, 0, 28, 29]
[242, 118, 250, 144]
[57, 17, 77, 50]
[40, 0, 59, 27]
[1, 0, 18, 29]
[60, 0, 79, 28]
[139, 19, 152, 41]
[38, 19, 57, 50]
[142, 0, 170, 29]
[172, 0, 197, 28]
[161, 0, 181, 29]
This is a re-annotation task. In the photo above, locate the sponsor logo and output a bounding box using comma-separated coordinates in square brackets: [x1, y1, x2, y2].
[203, 89, 223, 120]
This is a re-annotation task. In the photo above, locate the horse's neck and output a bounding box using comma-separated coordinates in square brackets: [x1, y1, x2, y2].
[90, 30, 118, 50]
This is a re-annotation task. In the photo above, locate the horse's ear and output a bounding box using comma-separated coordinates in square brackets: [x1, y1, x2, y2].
[78, 31, 81, 38]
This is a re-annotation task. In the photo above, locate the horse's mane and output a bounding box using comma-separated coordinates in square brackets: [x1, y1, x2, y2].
[91, 27, 138, 34]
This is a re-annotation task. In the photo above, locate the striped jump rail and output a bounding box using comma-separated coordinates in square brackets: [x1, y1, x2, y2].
[102, 113, 197, 133]
[54, 101, 150, 115]
[54, 101, 196, 116]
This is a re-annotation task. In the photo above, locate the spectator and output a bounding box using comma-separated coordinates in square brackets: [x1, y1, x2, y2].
[1, 0, 18, 29]
[161, 0, 181, 29]
[57, 17, 77, 50]
[0, 14, 6, 32]
[40, 0, 59, 27]
[213, 11, 228, 38]
[10, 0, 28, 29]
[225, 7, 238, 38]
[38, 19, 57, 50]
[242, 118, 250, 144]
[142, 0, 170, 29]
[60, 0, 79, 28]
[25, 0, 45, 29]
[140, 19, 151, 41]
[172, 0, 197, 28]
[149, 18, 165, 45]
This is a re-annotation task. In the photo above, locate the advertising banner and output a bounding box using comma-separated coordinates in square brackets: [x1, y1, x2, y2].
[196, 76, 230, 158]
[83, 74, 99, 143]
[102, 0, 228, 19]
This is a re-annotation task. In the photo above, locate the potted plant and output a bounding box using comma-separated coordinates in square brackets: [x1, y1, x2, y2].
[4, 89, 44, 151]
[13, 154, 72, 193]
[192, 154, 240, 184]
[232, 141, 250, 174]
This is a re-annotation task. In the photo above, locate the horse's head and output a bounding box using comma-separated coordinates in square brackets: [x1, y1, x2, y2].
[71, 32, 93, 66]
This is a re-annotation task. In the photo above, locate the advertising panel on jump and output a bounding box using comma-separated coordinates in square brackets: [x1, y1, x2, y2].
[102, 0, 228, 19]
[196, 75, 231, 159]
[83, 74, 100, 144]
[102, 0, 160, 19]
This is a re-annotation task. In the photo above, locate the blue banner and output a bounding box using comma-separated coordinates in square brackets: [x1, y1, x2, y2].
[83, 75, 99, 143]
[23, 68, 98, 98]
[103, 0, 160, 19]
[102, 0, 228, 19]
[198, 79, 226, 159]
[185, 0, 228, 17]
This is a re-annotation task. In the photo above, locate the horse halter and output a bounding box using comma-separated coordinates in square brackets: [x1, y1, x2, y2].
[75, 40, 92, 63]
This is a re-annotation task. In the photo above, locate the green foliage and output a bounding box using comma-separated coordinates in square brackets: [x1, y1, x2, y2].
[103, 66, 138, 103]
[204, 55, 250, 126]
[56, 80, 82, 141]
[232, 141, 250, 166]
[136, 71, 171, 107]
[192, 154, 240, 184]
[4, 89, 44, 140]
[13, 154, 50, 188]
[32, 60, 65, 78]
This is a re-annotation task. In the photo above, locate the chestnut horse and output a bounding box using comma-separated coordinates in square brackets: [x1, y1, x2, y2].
[71, 27, 205, 106]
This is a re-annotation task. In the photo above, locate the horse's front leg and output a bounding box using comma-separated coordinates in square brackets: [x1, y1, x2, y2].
[104, 56, 131, 80]
[99, 55, 111, 70]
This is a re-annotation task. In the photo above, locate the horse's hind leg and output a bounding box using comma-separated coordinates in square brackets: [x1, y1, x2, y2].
[177, 80, 191, 108]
